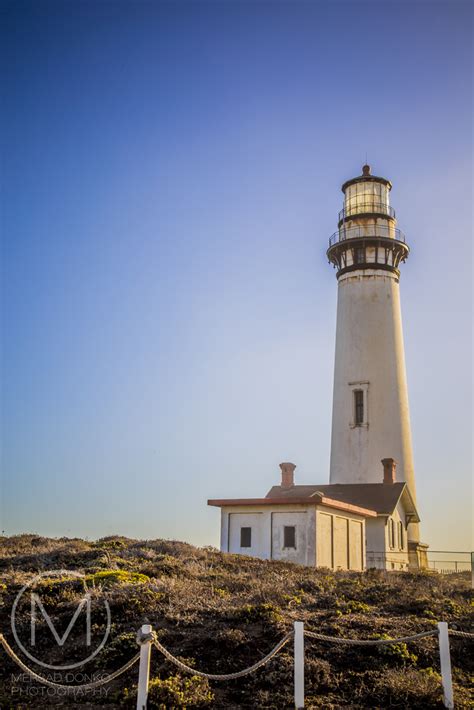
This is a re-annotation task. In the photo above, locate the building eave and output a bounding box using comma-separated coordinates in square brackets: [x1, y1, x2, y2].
[320, 496, 377, 517]
[207, 496, 376, 518]
[399, 486, 421, 523]
[368, 485, 420, 523]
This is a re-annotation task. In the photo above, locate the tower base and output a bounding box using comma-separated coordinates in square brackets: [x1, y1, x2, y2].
[408, 541, 429, 570]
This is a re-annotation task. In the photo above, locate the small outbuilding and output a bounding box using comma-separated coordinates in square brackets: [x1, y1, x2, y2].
[208, 459, 421, 571]
[208, 463, 377, 571]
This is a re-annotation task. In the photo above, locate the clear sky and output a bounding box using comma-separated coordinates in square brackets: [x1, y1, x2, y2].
[1, 0, 472, 551]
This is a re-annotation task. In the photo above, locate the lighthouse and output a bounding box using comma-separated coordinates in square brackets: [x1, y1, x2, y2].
[327, 164, 420, 544]
[209, 163, 428, 570]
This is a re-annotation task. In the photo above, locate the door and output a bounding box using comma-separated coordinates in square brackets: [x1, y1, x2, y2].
[317, 513, 333, 569]
[333, 516, 349, 570]
[349, 520, 363, 570]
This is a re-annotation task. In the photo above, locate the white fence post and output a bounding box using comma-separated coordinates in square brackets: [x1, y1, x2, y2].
[136, 624, 152, 710]
[294, 621, 305, 709]
[437, 622, 454, 709]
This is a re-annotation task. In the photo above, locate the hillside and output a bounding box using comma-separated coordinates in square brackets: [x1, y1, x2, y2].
[0, 535, 472, 708]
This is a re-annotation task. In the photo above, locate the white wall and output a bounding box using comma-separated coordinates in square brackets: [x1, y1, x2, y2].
[220, 504, 367, 570]
[366, 500, 410, 570]
[221, 505, 315, 566]
[329, 268, 418, 544]
[316, 505, 366, 571]
[271, 511, 313, 565]
[228, 512, 266, 559]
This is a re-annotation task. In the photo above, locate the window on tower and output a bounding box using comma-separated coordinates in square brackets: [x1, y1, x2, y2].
[354, 390, 364, 425]
[349, 381, 369, 428]
[354, 246, 365, 264]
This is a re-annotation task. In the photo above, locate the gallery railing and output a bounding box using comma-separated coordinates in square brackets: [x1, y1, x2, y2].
[328, 224, 407, 247]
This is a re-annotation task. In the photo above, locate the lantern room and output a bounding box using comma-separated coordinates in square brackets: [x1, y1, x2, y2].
[339, 164, 394, 224]
[327, 164, 409, 279]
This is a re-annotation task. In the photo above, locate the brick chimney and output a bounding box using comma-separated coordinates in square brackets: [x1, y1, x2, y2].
[280, 462, 296, 488]
[381, 458, 397, 484]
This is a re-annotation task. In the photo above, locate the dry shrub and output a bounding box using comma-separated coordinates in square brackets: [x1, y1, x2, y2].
[305, 656, 332, 689]
[215, 627, 248, 648]
[146, 674, 214, 708]
[371, 667, 443, 706]
[0, 535, 472, 709]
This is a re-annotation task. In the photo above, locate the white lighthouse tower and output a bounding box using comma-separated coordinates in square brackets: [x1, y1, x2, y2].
[327, 164, 420, 544]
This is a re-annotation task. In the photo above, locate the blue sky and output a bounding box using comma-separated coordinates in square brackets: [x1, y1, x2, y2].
[1, 0, 472, 550]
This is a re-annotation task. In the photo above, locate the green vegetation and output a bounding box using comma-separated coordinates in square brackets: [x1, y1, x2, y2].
[374, 634, 418, 666]
[87, 569, 150, 587]
[236, 602, 284, 625]
[0, 534, 472, 707]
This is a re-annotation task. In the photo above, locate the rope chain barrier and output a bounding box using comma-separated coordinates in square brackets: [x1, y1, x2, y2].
[150, 630, 294, 680]
[0, 633, 140, 692]
[448, 629, 474, 639]
[1, 623, 472, 693]
[304, 629, 439, 646]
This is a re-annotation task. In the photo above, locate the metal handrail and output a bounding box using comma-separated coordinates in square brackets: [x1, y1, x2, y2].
[428, 549, 474, 557]
[366, 550, 472, 574]
[328, 224, 406, 247]
[339, 203, 396, 222]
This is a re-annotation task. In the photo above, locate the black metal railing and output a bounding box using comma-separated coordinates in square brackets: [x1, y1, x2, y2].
[427, 550, 473, 575]
[366, 550, 472, 574]
[339, 203, 396, 222]
[328, 224, 406, 248]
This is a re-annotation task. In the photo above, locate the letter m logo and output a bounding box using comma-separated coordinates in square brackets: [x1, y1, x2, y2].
[30, 593, 91, 647]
